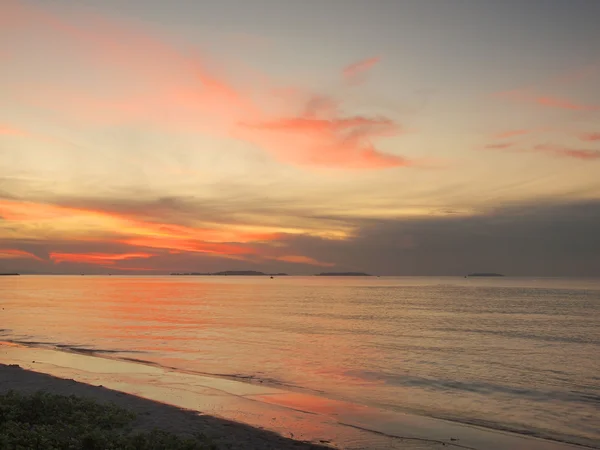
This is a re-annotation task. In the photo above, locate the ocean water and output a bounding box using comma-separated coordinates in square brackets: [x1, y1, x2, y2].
[1, 275, 599, 448]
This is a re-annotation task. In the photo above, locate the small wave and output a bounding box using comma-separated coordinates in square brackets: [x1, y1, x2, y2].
[4, 338, 145, 356]
[428, 415, 600, 449]
[435, 327, 599, 345]
[208, 372, 310, 390]
[4, 338, 314, 393]
[351, 371, 600, 406]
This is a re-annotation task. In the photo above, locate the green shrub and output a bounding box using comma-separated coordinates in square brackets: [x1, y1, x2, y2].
[0, 391, 214, 449]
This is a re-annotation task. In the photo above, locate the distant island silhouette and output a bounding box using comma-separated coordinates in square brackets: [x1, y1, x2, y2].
[0, 273, 20, 276]
[171, 271, 288, 276]
[315, 272, 371, 276]
[466, 273, 504, 277]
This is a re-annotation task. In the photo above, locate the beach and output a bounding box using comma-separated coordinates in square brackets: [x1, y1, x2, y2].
[0, 362, 332, 450]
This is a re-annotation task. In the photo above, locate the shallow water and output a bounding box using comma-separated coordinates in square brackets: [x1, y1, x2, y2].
[1, 276, 599, 447]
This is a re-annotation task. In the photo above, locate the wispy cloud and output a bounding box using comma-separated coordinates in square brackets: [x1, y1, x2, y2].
[0, 198, 343, 269]
[239, 114, 408, 169]
[494, 90, 599, 111]
[274, 255, 334, 267]
[50, 252, 155, 265]
[535, 96, 598, 111]
[343, 56, 380, 84]
[0, 125, 26, 136]
[578, 132, 600, 142]
[492, 129, 534, 139]
[533, 144, 600, 160]
[119, 237, 255, 257]
[483, 142, 600, 161]
[484, 142, 514, 149]
[0, 248, 42, 261]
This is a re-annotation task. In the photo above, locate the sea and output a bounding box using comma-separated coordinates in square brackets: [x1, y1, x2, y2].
[1, 275, 599, 448]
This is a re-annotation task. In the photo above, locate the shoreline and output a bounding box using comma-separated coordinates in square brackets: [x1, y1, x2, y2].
[0, 363, 331, 450]
[0, 342, 589, 450]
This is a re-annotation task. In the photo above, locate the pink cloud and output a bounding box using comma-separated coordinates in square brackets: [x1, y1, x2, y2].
[0, 125, 26, 136]
[578, 132, 600, 142]
[4, 2, 406, 170]
[535, 96, 598, 111]
[343, 56, 381, 84]
[494, 90, 599, 111]
[484, 140, 600, 161]
[239, 114, 409, 169]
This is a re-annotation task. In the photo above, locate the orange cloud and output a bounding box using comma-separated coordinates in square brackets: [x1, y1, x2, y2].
[0, 199, 281, 245]
[0, 199, 283, 262]
[108, 266, 165, 272]
[3, 1, 408, 170]
[0, 125, 26, 136]
[535, 96, 598, 111]
[0, 197, 344, 270]
[50, 252, 155, 265]
[0, 248, 42, 261]
[274, 255, 334, 267]
[120, 237, 255, 256]
[494, 90, 599, 111]
[485, 142, 514, 149]
[579, 132, 600, 142]
[0, 199, 74, 221]
[343, 56, 380, 83]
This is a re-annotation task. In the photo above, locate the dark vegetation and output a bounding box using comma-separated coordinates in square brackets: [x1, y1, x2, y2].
[0, 391, 215, 449]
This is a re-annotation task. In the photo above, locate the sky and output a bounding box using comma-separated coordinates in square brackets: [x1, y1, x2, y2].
[1, 0, 600, 276]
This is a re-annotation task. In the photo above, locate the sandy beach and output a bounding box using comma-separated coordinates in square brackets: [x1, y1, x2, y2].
[1, 363, 333, 450]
